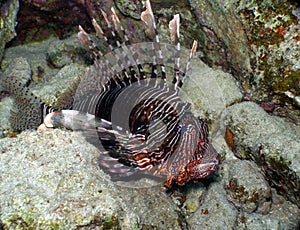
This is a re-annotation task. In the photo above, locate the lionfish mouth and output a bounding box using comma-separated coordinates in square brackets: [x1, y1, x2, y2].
[196, 160, 220, 178]
[3, 0, 220, 189]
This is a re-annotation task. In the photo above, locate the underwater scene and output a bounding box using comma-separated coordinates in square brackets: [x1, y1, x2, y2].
[0, 0, 299, 229]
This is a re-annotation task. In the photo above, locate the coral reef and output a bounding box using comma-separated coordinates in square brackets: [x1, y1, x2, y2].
[0, 0, 299, 228]
[0, 0, 19, 60]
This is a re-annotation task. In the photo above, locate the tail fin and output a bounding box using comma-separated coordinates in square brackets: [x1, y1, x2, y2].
[2, 76, 55, 130]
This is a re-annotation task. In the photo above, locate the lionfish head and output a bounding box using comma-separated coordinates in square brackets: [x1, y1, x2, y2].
[164, 116, 220, 188]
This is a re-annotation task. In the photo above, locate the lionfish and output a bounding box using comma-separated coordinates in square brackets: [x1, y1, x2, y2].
[2, 0, 219, 188]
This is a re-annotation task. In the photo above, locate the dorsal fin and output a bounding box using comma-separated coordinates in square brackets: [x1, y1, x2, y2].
[78, 25, 118, 93]
[100, 9, 120, 52]
[109, 7, 144, 82]
[79, 9, 145, 85]
[140, 0, 156, 39]
[78, 25, 105, 70]
[110, 7, 129, 45]
[141, 0, 166, 80]
[169, 14, 181, 89]
[169, 14, 198, 89]
[178, 40, 197, 88]
[92, 18, 104, 39]
[98, 8, 142, 84]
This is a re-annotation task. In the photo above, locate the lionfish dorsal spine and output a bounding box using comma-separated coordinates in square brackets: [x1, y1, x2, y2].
[91, 18, 104, 39]
[169, 14, 181, 89]
[109, 7, 143, 81]
[110, 7, 130, 45]
[78, 25, 105, 70]
[109, 7, 146, 82]
[97, 8, 145, 83]
[141, 0, 166, 80]
[78, 26, 120, 91]
[179, 40, 198, 88]
[168, 13, 198, 89]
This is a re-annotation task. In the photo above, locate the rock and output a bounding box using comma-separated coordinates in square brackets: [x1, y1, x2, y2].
[13, 0, 92, 45]
[187, 183, 238, 229]
[189, 0, 251, 75]
[225, 101, 300, 207]
[0, 96, 13, 137]
[181, 58, 242, 152]
[182, 59, 242, 120]
[1, 35, 89, 109]
[236, 0, 300, 107]
[0, 130, 133, 229]
[189, 0, 300, 113]
[0, 0, 19, 61]
[1, 126, 298, 229]
[267, 199, 300, 229]
[2, 57, 31, 87]
[235, 198, 300, 230]
[118, 186, 182, 229]
[223, 160, 271, 214]
[31, 63, 87, 108]
[184, 148, 299, 229]
[1, 37, 60, 82]
[47, 34, 91, 68]
[0, 129, 182, 229]
[183, 183, 207, 215]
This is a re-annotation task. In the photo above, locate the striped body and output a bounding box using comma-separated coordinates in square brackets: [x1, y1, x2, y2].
[2, 0, 220, 188]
